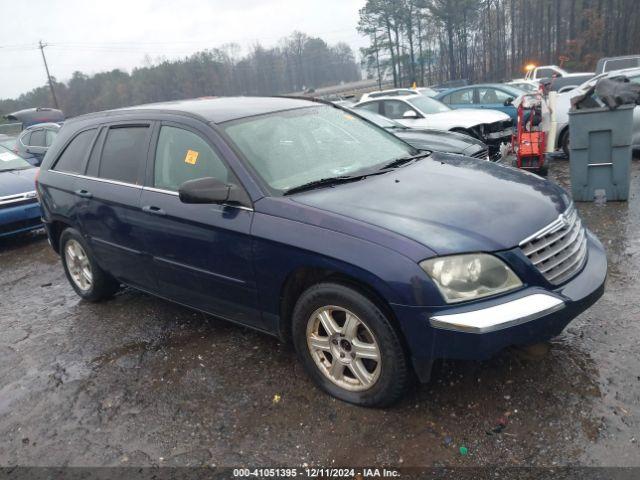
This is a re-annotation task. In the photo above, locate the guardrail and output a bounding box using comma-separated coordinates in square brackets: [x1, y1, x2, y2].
[0, 123, 22, 136]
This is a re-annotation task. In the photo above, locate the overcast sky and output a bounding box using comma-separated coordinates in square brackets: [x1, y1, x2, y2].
[0, 0, 368, 99]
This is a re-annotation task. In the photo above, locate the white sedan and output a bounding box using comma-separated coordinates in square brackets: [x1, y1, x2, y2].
[354, 94, 513, 154]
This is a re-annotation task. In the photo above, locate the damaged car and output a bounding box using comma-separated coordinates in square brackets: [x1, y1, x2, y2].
[353, 94, 513, 155]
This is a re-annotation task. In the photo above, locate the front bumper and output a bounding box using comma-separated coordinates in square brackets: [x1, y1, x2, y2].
[391, 231, 606, 364]
[0, 202, 42, 238]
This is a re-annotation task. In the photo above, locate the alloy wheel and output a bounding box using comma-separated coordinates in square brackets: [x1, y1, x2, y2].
[64, 239, 93, 291]
[306, 306, 381, 392]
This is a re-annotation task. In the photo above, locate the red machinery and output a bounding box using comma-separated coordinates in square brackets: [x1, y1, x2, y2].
[512, 93, 548, 176]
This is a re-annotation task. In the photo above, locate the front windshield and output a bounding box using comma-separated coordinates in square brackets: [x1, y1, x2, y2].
[407, 96, 451, 114]
[222, 106, 415, 193]
[0, 147, 33, 171]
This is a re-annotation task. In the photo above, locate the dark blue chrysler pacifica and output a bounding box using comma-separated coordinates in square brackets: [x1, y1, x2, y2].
[36, 97, 606, 407]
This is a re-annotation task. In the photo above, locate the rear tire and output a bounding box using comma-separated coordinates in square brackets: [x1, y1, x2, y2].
[291, 282, 411, 407]
[60, 228, 120, 302]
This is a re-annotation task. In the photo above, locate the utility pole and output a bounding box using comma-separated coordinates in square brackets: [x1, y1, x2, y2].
[373, 31, 382, 90]
[38, 40, 59, 109]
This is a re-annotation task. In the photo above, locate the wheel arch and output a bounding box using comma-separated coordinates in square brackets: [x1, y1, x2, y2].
[558, 124, 570, 144]
[48, 218, 75, 254]
[277, 266, 400, 344]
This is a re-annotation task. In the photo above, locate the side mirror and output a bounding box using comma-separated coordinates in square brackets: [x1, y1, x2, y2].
[402, 110, 418, 119]
[503, 97, 514, 106]
[179, 177, 237, 204]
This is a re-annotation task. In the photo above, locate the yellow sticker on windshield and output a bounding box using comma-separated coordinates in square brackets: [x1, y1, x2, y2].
[184, 149, 199, 165]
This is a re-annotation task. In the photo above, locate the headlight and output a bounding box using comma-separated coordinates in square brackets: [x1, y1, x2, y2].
[420, 254, 522, 303]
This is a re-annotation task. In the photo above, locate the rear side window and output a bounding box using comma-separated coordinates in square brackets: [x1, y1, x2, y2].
[446, 89, 473, 104]
[356, 102, 380, 114]
[382, 100, 415, 119]
[99, 126, 149, 184]
[30, 130, 46, 147]
[21, 132, 32, 146]
[154, 126, 231, 191]
[53, 129, 97, 174]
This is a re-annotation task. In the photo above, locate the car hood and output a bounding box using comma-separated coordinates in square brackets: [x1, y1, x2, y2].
[290, 153, 570, 255]
[410, 108, 511, 129]
[392, 128, 486, 154]
[0, 168, 38, 196]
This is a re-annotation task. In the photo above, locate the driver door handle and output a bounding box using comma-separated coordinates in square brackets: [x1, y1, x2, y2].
[142, 205, 166, 216]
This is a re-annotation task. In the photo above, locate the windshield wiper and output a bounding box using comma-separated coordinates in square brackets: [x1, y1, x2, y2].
[379, 151, 431, 170]
[283, 175, 363, 196]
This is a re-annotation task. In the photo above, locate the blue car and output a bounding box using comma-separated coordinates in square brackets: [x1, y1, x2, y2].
[0, 145, 42, 238]
[36, 97, 606, 406]
[436, 84, 525, 122]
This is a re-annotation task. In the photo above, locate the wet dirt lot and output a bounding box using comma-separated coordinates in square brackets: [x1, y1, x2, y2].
[1, 160, 639, 468]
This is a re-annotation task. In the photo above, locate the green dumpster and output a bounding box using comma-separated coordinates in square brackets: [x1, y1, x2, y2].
[568, 104, 634, 202]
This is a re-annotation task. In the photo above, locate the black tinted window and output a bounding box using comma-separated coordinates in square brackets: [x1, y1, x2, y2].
[99, 126, 149, 184]
[30, 130, 46, 147]
[53, 129, 97, 174]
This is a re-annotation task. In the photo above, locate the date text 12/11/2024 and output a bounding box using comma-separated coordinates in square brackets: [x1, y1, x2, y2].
[232, 468, 401, 478]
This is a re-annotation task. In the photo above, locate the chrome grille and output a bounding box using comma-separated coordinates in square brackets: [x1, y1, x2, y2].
[519, 204, 588, 285]
[0, 191, 38, 209]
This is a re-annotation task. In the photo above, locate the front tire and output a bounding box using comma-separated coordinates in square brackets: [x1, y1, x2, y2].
[291, 283, 410, 407]
[60, 228, 120, 302]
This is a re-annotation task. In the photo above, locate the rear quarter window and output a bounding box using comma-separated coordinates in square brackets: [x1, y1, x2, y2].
[29, 130, 46, 147]
[52, 129, 97, 174]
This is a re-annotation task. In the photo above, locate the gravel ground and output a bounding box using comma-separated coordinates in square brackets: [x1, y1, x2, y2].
[0, 159, 638, 468]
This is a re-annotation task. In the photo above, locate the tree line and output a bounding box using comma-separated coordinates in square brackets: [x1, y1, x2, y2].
[0, 32, 360, 118]
[358, 0, 640, 87]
